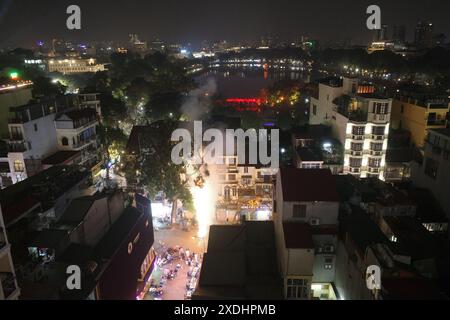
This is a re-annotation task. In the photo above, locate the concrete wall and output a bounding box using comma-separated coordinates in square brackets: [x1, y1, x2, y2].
[23, 115, 58, 159]
[412, 135, 450, 219]
[287, 248, 315, 276]
[282, 201, 339, 224]
[334, 241, 373, 300]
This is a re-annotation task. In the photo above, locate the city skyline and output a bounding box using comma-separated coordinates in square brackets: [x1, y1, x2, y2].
[0, 0, 449, 48]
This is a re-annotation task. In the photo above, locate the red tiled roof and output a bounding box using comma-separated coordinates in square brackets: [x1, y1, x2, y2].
[282, 222, 314, 249]
[279, 168, 339, 202]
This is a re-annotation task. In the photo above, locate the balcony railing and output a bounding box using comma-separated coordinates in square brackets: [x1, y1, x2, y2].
[0, 272, 17, 299]
[351, 134, 364, 140]
[256, 176, 272, 184]
[8, 141, 28, 152]
[371, 134, 385, 141]
[370, 150, 383, 156]
[9, 133, 24, 141]
[427, 120, 447, 127]
[72, 136, 97, 149]
[368, 167, 380, 174]
[349, 150, 363, 156]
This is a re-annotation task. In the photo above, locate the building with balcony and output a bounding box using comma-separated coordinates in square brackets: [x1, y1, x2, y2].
[412, 128, 450, 220]
[0, 97, 76, 186]
[55, 108, 99, 167]
[3, 188, 155, 300]
[78, 93, 102, 119]
[215, 155, 276, 223]
[0, 96, 100, 188]
[274, 168, 340, 300]
[0, 206, 20, 300]
[310, 76, 392, 179]
[391, 90, 449, 149]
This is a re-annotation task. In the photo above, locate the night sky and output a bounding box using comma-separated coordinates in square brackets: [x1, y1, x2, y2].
[0, 0, 449, 48]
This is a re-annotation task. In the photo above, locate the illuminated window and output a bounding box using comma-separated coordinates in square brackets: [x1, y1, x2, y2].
[351, 142, 363, 151]
[372, 126, 385, 135]
[350, 158, 362, 167]
[14, 160, 24, 172]
[370, 142, 383, 151]
[352, 126, 365, 135]
[369, 158, 381, 168]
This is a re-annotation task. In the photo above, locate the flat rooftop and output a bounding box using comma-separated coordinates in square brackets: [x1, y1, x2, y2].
[194, 221, 283, 300]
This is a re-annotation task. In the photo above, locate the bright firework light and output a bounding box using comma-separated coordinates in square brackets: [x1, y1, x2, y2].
[184, 149, 219, 241]
[192, 178, 215, 239]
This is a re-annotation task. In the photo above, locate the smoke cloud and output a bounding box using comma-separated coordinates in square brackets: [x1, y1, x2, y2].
[180, 77, 217, 121]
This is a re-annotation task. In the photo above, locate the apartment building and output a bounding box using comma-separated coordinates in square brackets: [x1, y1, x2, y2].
[215, 155, 276, 222]
[310, 76, 392, 179]
[391, 90, 449, 149]
[0, 96, 100, 188]
[78, 93, 102, 119]
[55, 107, 99, 167]
[412, 128, 450, 219]
[274, 168, 340, 300]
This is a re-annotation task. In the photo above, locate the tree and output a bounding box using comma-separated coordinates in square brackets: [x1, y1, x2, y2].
[99, 93, 127, 124]
[97, 125, 128, 182]
[128, 120, 193, 222]
[32, 76, 66, 97]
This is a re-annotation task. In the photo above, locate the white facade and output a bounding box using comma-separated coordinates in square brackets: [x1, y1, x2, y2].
[5, 112, 58, 184]
[310, 77, 392, 179]
[0, 98, 100, 187]
[215, 155, 276, 222]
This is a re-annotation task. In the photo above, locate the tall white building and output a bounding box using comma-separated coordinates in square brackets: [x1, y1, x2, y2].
[0, 206, 20, 300]
[310, 77, 392, 179]
[0, 96, 99, 187]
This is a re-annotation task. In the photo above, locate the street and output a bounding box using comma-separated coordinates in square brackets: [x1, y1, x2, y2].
[144, 223, 206, 300]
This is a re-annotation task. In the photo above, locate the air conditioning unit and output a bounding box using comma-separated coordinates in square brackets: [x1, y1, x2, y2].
[310, 218, 320, 226]
[324, 245, 335, 253]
